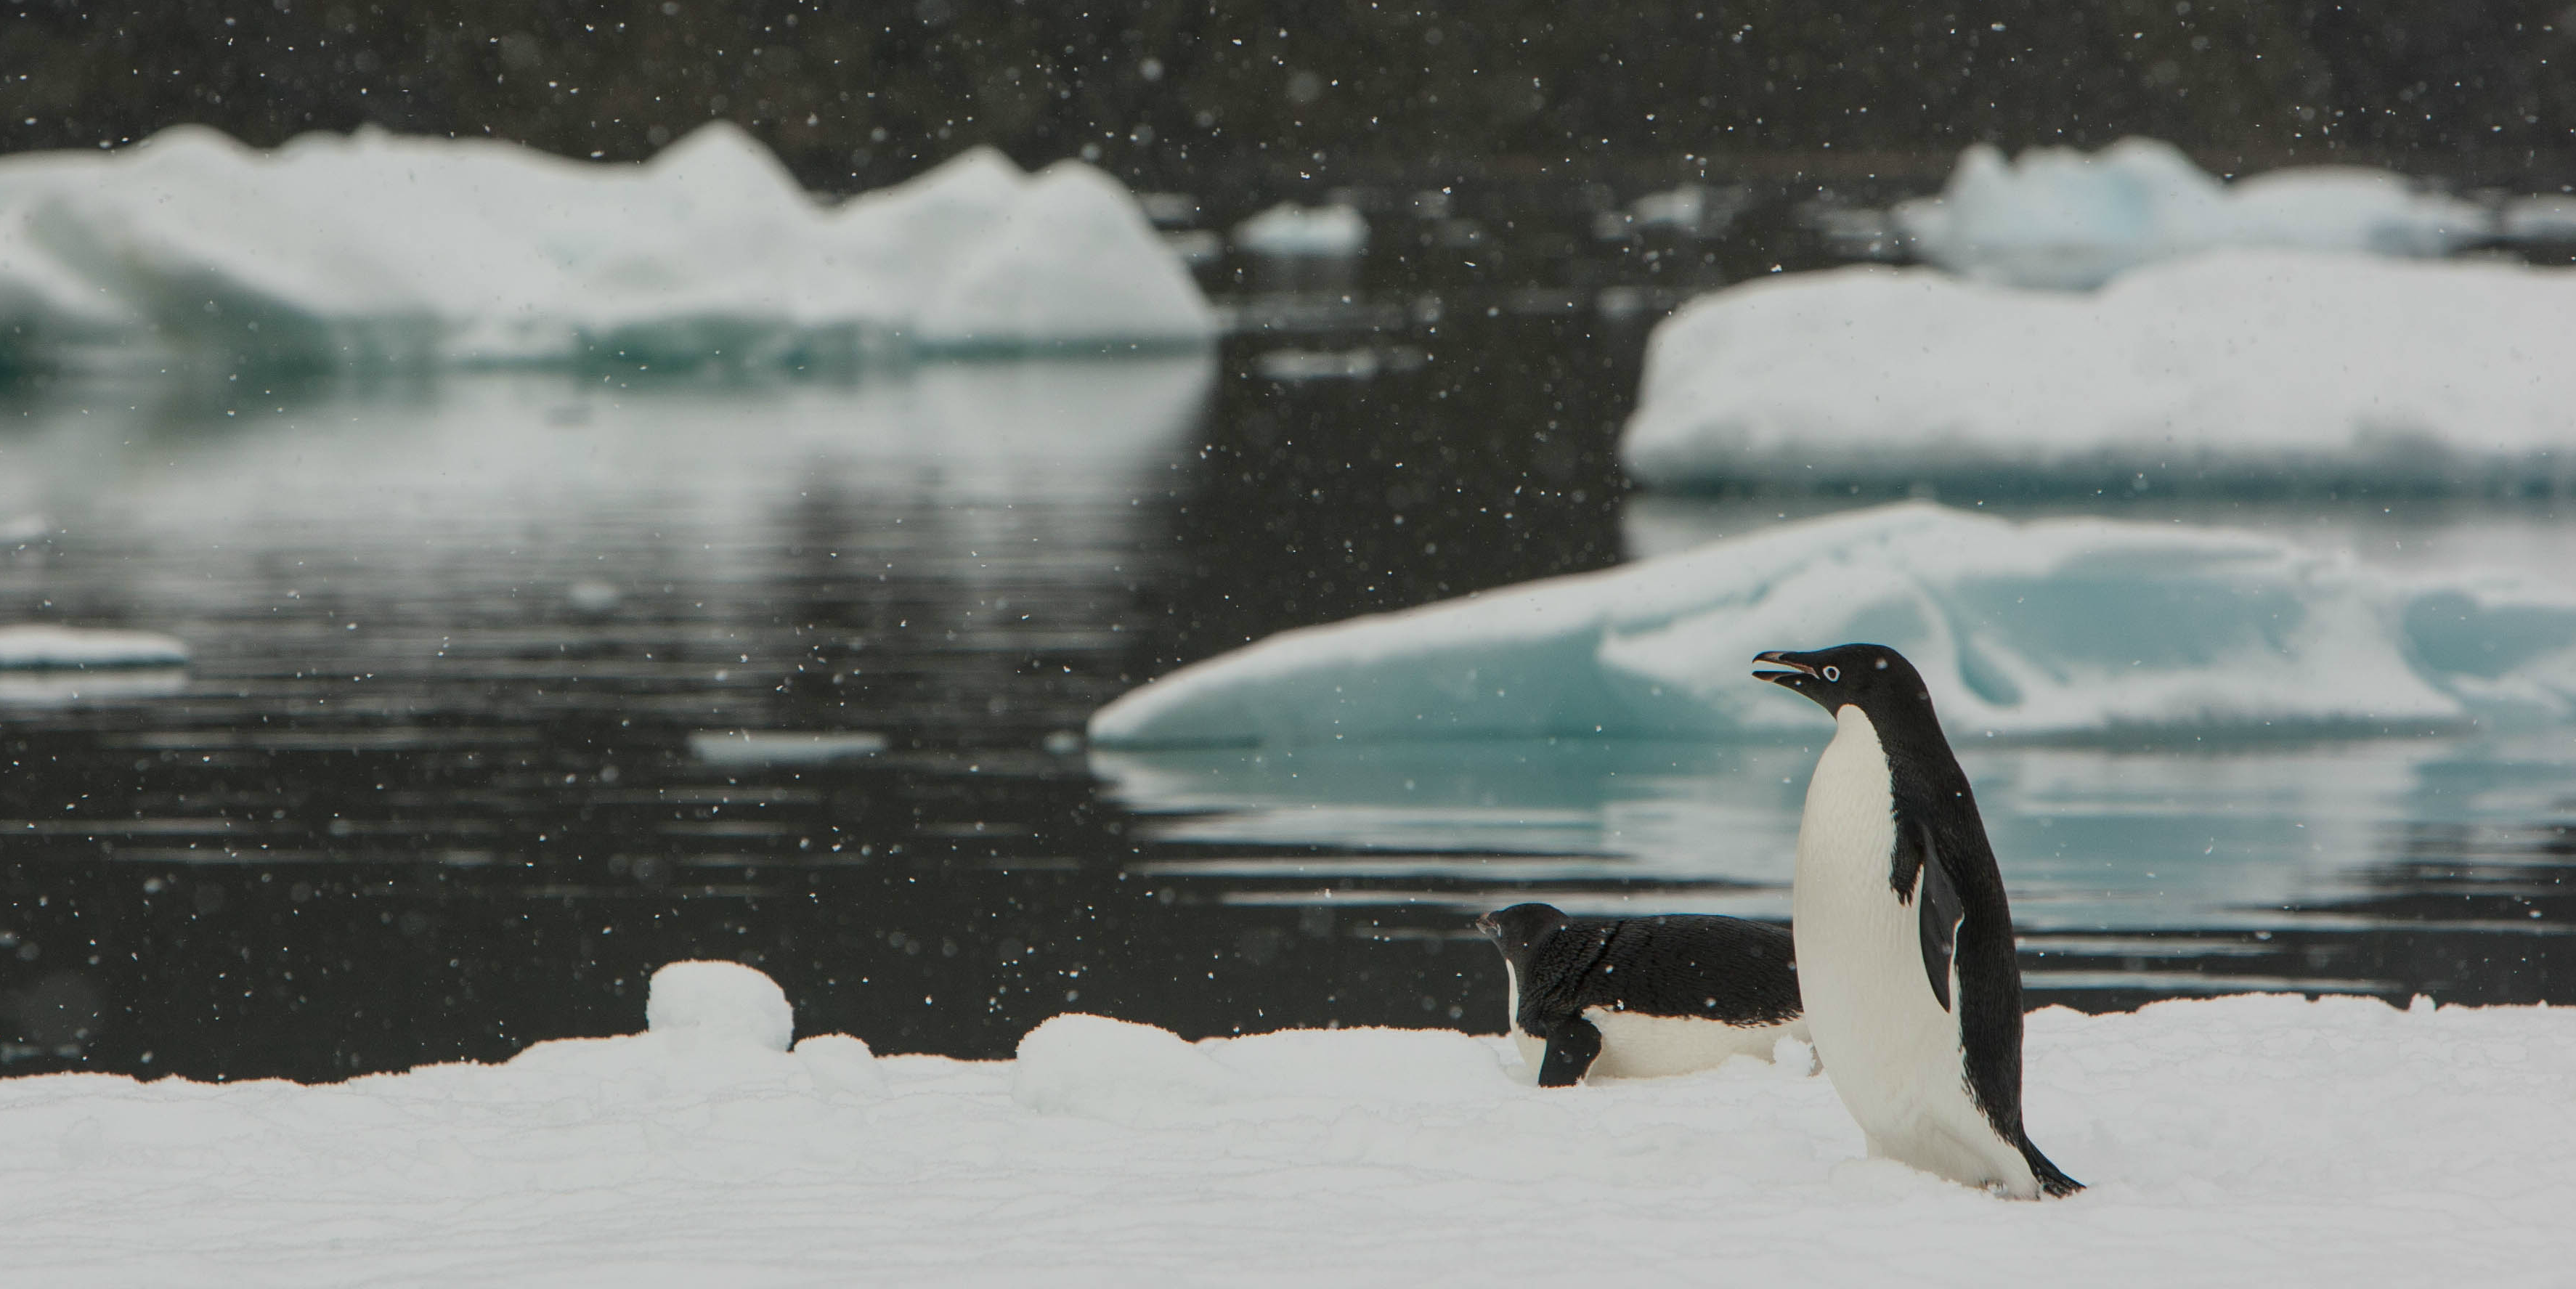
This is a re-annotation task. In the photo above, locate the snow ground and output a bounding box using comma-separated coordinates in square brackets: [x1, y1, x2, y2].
[0, 124, 1212, 371]
[0, 962, 2562, 1285]
[1894, 138, 2485, 289]
[1089, 502, 2576, 749]
[1622, 250, 2576, 491]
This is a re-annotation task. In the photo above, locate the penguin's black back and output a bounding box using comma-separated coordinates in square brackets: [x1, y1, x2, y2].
[1850, 651, 2079, 1195]
[1503, 908, 1801, 1030]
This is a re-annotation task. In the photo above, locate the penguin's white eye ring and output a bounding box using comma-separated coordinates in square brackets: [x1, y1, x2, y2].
[1821, 665, 1841, 682]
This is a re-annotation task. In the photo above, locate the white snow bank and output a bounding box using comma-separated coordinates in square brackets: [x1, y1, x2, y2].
[1622, 250, 2576, 491]
[0, 623, 189, 670]
[1896, 139, 2485, 289]
[1089, 503, 2576, 748]
[1234, 201, 1369, 257]
[3, 988, 2570, 1283]
[0, 123, 1214, 370]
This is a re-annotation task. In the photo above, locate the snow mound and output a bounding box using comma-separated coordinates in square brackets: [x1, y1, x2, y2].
[4, 996, 2573, 1281]
[644, 960, 795, 1053]
[790, 1033, 887, 1099]
[1089, 502, 2576, 748]
[0, 124, 1214, 371]
[1013, 1014, 1515, 1126]
[0, 624, 190, 670]
[1233, 202, 1369, 257]
[1622, 251, 2576, 492]
[1896, 138, 2485, 289]
[1011, 1014, 1238, 1123]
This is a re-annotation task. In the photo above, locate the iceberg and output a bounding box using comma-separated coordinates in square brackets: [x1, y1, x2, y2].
[0, 124, 1214, 372]
[1233, 201, 1369, 258]
[1620, 250, 2576, 492]
[1894, 138, 2487, 289]
[1088, 503, 2576, 749]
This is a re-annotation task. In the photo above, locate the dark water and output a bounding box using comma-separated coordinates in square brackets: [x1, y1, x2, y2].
[3, 193, 2572, 1081]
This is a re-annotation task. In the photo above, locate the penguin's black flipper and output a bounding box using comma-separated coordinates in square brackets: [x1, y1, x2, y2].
[1911, 823, 1965, 1013]
[1536, 1015, 1603, 1088]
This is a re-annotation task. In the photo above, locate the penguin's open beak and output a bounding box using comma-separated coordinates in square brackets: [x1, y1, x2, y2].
[1751, 649, 1819, 688]
[1471, 913, 1499, 939]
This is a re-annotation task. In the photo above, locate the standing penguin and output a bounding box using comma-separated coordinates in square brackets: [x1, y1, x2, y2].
[1476, 902, 1806, 1087]
[1752, 644, 2081, 1198]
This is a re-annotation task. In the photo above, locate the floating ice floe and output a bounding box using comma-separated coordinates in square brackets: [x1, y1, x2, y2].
[1621, 250, 2576, 492]
[1595, 183, 1748, 240]
[688, 730, 891, 766]
[0, 620, 189, 706]
[0, 123, 1214, 372]
[1894, 138, 2487, 289]
[1232, 201, 1370, 258]
[0, 623, 189, 670]
[1089, 503, 2576, 749]
[1, 962, 2571, 1282]
[2503, 195, 2576, 243]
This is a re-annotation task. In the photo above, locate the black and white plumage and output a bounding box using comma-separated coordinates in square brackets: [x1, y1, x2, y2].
[1474, 903, 1807, 1087]
[1752, 643, 2082, 1200]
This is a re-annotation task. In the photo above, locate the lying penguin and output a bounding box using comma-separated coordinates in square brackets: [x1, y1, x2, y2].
[1753, 643, 2081, 1199]
[1474, 902, 1808, 1087]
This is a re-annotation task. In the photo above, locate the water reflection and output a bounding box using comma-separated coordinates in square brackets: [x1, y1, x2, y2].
[1096, 735, 2559, 924]
[2, 303, 2572, 1082]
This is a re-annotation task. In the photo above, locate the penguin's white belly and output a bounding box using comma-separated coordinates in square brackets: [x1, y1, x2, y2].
[1583, 1008, 1810, 1080]
[1504, 962, 1809, 1081]
[1503, 964, 1550, 1072]
[1793, 705, 2039, 1197]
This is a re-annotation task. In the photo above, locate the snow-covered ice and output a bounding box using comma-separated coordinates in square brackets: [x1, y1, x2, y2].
[1, 959, 2567, 1283]
[1234, 201, 1370, 257]
[0, 123, 1214, 371]
[0, 622, 189, 670]
[1621, 251, 2576, 491]
[1089, 503, 2576, 749]
[1894, 139, 2485, 289]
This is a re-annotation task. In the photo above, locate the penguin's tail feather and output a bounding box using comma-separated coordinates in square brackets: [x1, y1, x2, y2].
[2020, 1136, 2084, 1198]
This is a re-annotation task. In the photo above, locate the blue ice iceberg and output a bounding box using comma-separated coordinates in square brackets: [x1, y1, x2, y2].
[0, 124, 1215, 371]
[1088, 503, 2576, 748]
[1895, 139, 2484, 290]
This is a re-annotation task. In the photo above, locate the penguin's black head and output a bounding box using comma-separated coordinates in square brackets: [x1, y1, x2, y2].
[1474, 903, 1567, 969]
[1751, 643, 1933, 719]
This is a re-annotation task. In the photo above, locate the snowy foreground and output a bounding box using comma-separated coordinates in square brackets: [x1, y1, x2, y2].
[1, 962, 2564, 1285]
[1894, 138, 2484, 289]
[1622, 250, 2576, 490]
[0, 124, 1213, 370]
[1091, 502, 2576, 748]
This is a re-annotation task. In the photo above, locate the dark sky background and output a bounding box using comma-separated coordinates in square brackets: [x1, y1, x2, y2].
[9, 1, 2574, 193]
